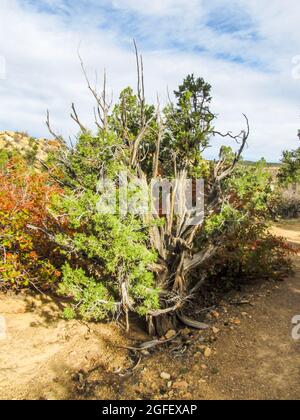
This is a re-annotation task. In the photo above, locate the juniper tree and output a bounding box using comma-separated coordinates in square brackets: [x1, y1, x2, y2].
[278, 141, 300, 186]
[47, 51, 255, 336]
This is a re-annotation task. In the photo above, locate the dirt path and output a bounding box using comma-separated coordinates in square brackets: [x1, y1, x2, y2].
[0, 222, 300, 400]
[205, 254, 300, 399]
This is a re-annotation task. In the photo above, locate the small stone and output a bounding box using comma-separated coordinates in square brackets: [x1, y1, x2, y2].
[201, 364, 208, 370]
[212, 327, 220, 334]
[204, 347, 212, 358]
[167, 381, 172, 389]
[198, 379, 207, 384]
[173, 381, 189, 390]
[211, 311, 220, 319]
[160, 372, 171, 380]
[181, 327, 191, 336]
[151, 383, 159, 391]
[165, 329, 177, 339]
[71, 372, 84, 382]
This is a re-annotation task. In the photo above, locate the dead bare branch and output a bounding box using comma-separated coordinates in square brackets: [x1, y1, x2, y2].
[71, 103, 87, 133]
[45, 110, 66, 147]
[78, 51, 111, 130]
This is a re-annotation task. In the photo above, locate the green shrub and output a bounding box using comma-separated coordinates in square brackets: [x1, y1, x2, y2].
[205, 161, 294, 284]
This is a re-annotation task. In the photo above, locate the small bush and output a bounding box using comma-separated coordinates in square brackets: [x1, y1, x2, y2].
[0, 154, 63, 290]
[275, 141, 300, 219]
[209, 224, 294, 289]
[200, 161, 295, 288]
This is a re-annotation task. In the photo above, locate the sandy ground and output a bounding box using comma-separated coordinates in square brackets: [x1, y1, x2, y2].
[1, 221, 300, 400]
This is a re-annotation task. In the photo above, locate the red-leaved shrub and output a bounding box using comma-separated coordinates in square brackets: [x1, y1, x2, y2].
[0, 154, 63, 290]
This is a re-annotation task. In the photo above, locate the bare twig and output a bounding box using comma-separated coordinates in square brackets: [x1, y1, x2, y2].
[46, 110, 66, 146]
[71, 103, 87, 133]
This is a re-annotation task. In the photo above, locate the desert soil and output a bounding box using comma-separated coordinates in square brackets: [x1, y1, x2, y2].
[1, 221, 300, 400]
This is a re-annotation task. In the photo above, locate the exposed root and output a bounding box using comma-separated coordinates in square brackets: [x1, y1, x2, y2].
[177, 313, 210, 330]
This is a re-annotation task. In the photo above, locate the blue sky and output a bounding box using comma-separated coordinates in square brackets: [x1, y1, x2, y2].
[0, 0, 300, 161]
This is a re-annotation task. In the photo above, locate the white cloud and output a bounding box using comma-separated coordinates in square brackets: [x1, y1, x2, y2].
[111, 0, 202, 16]
[0, 0, 299, 161]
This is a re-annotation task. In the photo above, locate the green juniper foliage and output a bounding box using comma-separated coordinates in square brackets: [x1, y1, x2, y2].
[278, 147, 300, 186]
[163, 75, 214, 177]
[52, 127, 160, 322]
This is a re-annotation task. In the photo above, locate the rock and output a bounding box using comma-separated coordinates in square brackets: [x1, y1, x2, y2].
[201, 364, 208, 370]
[42, 392, 57, 401]
[173, 381, 189, 390]
[151, 382, 159, 391]
[71, 372, 84, 383]
[211, 311, 220, 319]
[165, 329, 177, 339]
[212, 327, 220, 334]
[181, 327, 191, 336]
[204, 347, 212, 358]
[167, 381, 173, 389]
[160, 372, 171, 380]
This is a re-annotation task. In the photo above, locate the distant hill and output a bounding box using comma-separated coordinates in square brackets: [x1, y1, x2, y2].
[0, 131, 60, 167]
[242, 160, 281, 167]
